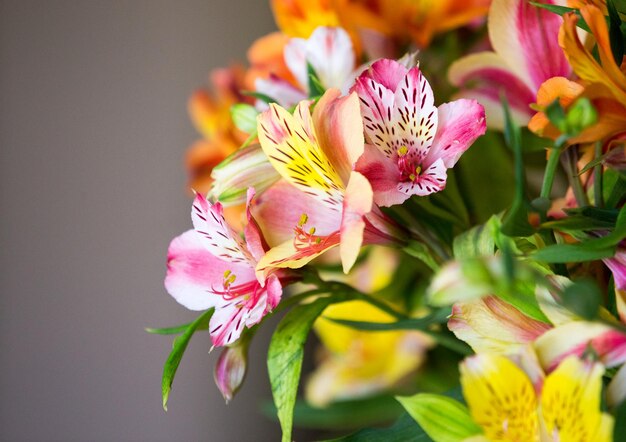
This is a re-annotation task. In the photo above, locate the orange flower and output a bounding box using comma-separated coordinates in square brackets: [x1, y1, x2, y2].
[245, 32, 296, 90]
[530, 4, 626, 145]
[271, 0, 490, 53]
[185, 66, 250, 195]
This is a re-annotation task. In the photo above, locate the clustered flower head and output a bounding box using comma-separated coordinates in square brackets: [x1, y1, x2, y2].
[152, 0, 626, 440]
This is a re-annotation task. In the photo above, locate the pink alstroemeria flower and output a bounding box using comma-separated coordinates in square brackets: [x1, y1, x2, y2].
[165, 189, 283, 347]
[352, 58, 486, 207]
[255, 88, 405, 274]
[255, 26, 356, 108]
[448, 0, 571, 129]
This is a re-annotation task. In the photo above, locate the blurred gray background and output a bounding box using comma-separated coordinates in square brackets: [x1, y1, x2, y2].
[0, 1, 288, 440]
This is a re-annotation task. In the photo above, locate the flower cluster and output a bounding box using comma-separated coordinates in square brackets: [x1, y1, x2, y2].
[151, 0, 626, 440]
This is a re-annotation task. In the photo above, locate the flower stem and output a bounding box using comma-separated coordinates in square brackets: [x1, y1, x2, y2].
[562, 147, 589, 207]
[540, 137, 567, 201]
[594, 141, 603, 207]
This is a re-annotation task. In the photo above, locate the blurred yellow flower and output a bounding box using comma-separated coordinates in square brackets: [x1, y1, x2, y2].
[461, 353, 613, 441]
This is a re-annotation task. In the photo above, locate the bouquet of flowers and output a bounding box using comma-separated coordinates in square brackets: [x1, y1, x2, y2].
[150, 0, 626, 440]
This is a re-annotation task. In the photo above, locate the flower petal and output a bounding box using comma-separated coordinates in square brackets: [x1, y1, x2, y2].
[460, 354, 539, 441]
[449, 296, 551, 354]
[356, 144, 409, 206]
[397, 158, 447, 197]
[358, 58, 408, 92]
[243, 188, 268, 262]
[541, 356, 612, 441]
[257, 100, 345, 212]
[340, 171, 373, 273]
[305, 27, 355, 90]
[312, 89, 365, 183]
[191, 192, 252, 265]
[353, 73, 397, 157]
[448, 51, 536, 127]
[534, 321, 626, 370]
[254, 75, 307, 109]
[424, 99, 486, 169]
[392, 66, 437, 159]
[489, 0, 568, 90]
[164, 230, 253, 311]
[252, 179, 341, 246]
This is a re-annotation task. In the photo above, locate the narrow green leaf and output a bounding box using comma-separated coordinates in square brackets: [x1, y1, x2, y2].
[609, 0, 625, 64]
[230, 103, 259, 134]
[268, 296, 338, 442]
[307, 62, 326, 97]
[541, 216, 615, 231]
[162, 309, 213, 410]
[325, 308, 451, 331]
[529, 2, 591, 32]
[242, 90, 276, 104]
[396, 394, 482, 442]
[404, 240, 440, 271]
[329, 413, 433, 442]
[532, 243, 616, 262]
[262, 395, 403, 430]
[501, 97, 534, 237]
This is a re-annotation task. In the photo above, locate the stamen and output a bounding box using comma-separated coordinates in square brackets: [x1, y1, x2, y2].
[397, 146, 408, 157]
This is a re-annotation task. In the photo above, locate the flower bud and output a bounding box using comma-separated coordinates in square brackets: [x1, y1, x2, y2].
[210, 143, 280, 205]
[213, 337, 250, 403]
[565, 97, 597, 136]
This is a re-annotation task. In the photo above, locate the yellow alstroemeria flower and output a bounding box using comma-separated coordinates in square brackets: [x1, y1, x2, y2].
[460, 353, 614, 442]
[307, 298, 433, 407]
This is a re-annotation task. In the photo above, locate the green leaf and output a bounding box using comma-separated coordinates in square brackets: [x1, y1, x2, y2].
[453, 216, 498, 259]
[262, 395, 404, 430]
[529, 2, 591, 32]
[267, 296, 338, 442]
[307, 62, 326, 97]
[230, 103, 259, 134]
[404, 240, 441, 271]
[609, 0, 625, 64]
[613, 394, 626, 440]
[161, 309, 213, 410]
[532, 243, 616, 262]
[330, 413, 433, 442]
[605, 170, 626, 208]
[541, 216, 615, 231]
[242, 90, 276, 104]
[325, 308, 451, 331]
[396, 394, 482, 442]
[560, 278, 602, 320]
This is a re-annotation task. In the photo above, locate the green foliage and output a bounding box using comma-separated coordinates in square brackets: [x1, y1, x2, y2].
[267, 297, 337, 442]
[560, 279, 602, 320]
[456, 131, 515, 223]
[161, 309, 213, 410]
[262, 395, 404, 431]
[609, 0, 625, 64]
[396, 394, 482, 442]
[453, 216, 497, 259]
[330, 413, 434, 442]
[501, 97, 534, 237]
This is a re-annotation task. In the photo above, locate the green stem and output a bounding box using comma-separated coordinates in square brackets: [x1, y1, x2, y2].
[540, 138, 566, 200]
[562, 148, 589, 207]
[594, 141, 604, 207]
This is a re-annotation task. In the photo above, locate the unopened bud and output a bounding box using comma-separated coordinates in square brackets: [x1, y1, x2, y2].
[213, 337, 250, 403]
